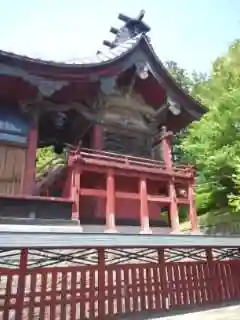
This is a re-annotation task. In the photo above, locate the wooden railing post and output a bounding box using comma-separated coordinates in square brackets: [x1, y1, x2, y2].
[206, 248, 214, 303]
[105, 169, 117, 233]
[98, 248, 106, 318]
[158, 249, 169, 310]
[139, 176, 152, 233]
[16, 248, 28, 320]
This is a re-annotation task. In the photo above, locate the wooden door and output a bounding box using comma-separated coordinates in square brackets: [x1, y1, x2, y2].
[0, 144, 27, 195]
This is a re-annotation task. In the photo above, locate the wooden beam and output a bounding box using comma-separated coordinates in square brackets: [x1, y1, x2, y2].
[148, 195, 170, 203]
[78, 188, 186, 206]
[76, 164, 190, 183]
[117, 191, 139, 200]
[81, 158, 190, 179]
[80, 188, 106, 197]
[177, 198, 190, 205]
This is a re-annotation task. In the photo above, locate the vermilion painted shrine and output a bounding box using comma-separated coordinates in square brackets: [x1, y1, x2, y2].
[0, 11, 239, 319]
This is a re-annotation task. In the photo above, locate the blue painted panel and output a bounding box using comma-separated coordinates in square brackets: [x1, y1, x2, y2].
[0, 106, 31, 144]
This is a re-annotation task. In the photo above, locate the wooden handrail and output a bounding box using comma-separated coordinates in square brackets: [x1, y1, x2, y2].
[76, 148, 191, 173]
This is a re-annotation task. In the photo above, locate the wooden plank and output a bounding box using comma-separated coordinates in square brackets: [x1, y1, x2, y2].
[106, 267, 114, 316]
[80, 188, 106, 197]
[179, 262, 188, 306]
[70, 270, 77, 320]
[39, 272, 47, 319]
[60, 270, 67, 320]
[173, 263, 182, 307]
[88, 268, 97, 319]
[115, 266, 122, 314]
[80, 188, 177, 204]
[148, 195, 170, 203]
[0, 144, 26, 195]
[49, 270, 57, 319]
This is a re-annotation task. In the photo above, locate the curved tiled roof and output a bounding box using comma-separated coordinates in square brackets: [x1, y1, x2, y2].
[0, 33, 208, 117]
[0, 34, 142, 67]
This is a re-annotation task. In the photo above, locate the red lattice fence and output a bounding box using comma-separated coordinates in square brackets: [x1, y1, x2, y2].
[0, 260, 240, 319]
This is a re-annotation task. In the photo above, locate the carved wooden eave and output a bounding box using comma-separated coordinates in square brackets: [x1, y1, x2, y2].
[0, 33, 208, 133]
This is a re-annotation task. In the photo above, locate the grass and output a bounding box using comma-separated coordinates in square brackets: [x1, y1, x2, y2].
[180, 208, 240, 234]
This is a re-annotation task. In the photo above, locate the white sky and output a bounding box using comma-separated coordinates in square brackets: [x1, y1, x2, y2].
[1, 0, 240, 73]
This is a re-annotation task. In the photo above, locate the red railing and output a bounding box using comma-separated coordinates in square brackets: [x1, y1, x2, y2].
[71, 148, 193, 176]
[0, 260, 239, 319]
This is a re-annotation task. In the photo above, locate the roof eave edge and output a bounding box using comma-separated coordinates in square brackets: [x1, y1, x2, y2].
[138, 36, 209, 116]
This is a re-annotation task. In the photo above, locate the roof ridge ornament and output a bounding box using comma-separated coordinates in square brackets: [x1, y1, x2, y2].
[103, 10, 150, 49]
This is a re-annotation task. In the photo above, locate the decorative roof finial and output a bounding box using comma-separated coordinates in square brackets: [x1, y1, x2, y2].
[136, 9, 145, 21]
[103, 10, 150, 49]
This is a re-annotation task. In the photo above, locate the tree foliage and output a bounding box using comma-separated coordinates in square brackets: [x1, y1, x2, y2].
[165, 61, 207, 164]
[181, 40, 240, 216]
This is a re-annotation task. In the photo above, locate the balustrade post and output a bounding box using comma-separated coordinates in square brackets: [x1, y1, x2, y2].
[139, 176, 152, 234]
[105, 169, 117, 233]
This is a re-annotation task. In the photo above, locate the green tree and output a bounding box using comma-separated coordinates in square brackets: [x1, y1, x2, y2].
[182, 40, 240, 215]
[165, 61, 206, 164]
[36, 146, 66, 176]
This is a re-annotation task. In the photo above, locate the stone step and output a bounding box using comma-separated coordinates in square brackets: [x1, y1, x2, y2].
[0, 217, 79, 226]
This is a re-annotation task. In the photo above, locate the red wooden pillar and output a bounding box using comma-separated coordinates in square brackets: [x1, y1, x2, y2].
[71, 164, 82, 229]
[92, 124, 104, 218]
[92, 124, 104, 150]
[62, 154, 73, 198]
[157, 126, 180, 233]
[188, 176, 200, 233]
[160, 126, 173, 169]
[23, 113, 38, 194]
[139, 176, 152, 233]
[105, 169, 117, 233]
[169, 180, 180, 233]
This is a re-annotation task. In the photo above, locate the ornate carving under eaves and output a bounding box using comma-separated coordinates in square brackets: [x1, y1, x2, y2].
[0, 63, 68, 97]
[100, 76, 116, 95]
[167, 95, 182, 116]
[135, 60, 150, 80]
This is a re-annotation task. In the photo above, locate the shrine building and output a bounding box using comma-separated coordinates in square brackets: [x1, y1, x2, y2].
[0, 10, 207, 234]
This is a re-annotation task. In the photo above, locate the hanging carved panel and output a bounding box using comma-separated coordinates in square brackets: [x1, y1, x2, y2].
[103, 130, 151, 157]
